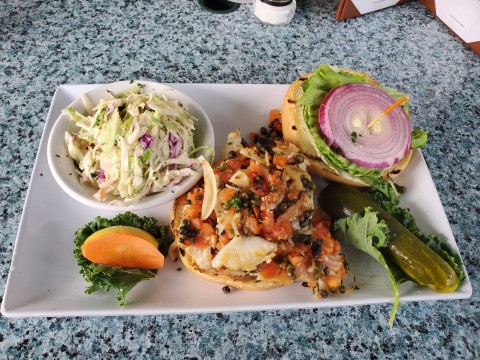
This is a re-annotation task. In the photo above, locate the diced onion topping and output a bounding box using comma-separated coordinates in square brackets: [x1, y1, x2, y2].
[319, 83, 412, 169]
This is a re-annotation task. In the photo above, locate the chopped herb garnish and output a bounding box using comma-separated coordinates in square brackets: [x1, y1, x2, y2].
[225, 197, 242, 210]
[351, 131, 358, 144]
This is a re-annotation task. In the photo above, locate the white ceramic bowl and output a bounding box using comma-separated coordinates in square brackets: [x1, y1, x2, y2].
[47, 80, 214, 211]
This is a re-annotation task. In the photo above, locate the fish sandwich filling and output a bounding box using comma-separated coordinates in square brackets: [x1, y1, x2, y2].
[170, 130, 348, 297]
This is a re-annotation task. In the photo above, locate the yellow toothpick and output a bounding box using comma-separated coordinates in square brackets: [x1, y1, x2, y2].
[367, 96, 407, 129]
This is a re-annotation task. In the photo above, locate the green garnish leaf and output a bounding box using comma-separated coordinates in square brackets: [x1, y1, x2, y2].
[225, 196, 242, 210]
[351, 131, 358, 144]
[411, 129, 428, 148]
[334, 207, 410, 328]
[73, 212, 171, 307]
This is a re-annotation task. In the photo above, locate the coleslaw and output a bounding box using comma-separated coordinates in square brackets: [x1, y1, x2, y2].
[64, 84, 209, 204]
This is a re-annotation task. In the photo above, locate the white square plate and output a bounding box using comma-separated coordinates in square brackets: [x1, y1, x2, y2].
[1, 83, 472, 318]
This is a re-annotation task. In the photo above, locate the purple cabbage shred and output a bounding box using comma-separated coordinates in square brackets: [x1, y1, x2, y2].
[168, 133, 182, 158]
[105, 103, 115, 116]
[139, 133, 154, 150]
[96, 170, 106, 182]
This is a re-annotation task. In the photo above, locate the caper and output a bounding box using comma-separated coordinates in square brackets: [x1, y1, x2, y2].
[301, 177, 314, 191]
[286, 264, 296, 277]
[239, 192, 250, 202]
[270, 184, 277, 192]
[260, 127, 268, 135]
[254, 175, 263, 183]
[228, 150, 236, 159]
[311, 240, 322, 257]
[178, 226, 190, 236]
[295, 233, 312, 244]
[277, 202, 288, 212]
[294, 154, 304, 164]
[301, 176, 309, 187]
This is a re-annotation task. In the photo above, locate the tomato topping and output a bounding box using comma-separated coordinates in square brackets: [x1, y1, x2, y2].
[215, 158, 248, 184]
[227, 158, 243, 172]
[261, 211, 293, 241]
[269, 109, 281, 123]
[322, 275, 342, 290]
[194, 222, 215, 248]
[273, 154, 288, 168]
[245, 161, 263, 178]
[258, 261, 282, 279]
[218, 187, 237, 204]
[332, 241, 342, 256]
[243, 215, 261, 235]
[311, 208, 330, 226]
[176, 193, 188, 207]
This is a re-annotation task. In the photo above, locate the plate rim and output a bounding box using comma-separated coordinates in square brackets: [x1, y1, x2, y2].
[1, 83, 472, 318]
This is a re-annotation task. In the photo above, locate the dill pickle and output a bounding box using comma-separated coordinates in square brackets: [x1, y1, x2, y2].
[318, 183, 459, 293]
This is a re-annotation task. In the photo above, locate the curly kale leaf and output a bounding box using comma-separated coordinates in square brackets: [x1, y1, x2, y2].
[73, 212, 171, 307]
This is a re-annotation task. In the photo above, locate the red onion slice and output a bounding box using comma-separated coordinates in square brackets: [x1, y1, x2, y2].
[319, 83, 412, 169]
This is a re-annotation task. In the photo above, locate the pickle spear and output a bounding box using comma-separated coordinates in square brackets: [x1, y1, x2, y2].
[318, 183, 459, 293]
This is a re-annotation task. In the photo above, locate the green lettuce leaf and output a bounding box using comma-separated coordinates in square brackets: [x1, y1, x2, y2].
[334, 207, 410, 328]
[73, 212, 171, 307]
[411, 129, 428, 148]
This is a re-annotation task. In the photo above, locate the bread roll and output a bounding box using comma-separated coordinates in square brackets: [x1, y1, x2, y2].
[281, 68, 412, 186]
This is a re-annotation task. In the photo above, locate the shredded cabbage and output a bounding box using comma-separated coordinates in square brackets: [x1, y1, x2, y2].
[64, 85, 206, 204]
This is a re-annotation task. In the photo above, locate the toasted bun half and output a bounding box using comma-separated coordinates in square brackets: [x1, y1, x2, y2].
[170, 192, 288, 290]
[281, 69, 412, 187]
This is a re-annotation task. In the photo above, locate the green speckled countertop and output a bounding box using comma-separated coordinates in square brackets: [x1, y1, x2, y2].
[1, 0, 478, 358]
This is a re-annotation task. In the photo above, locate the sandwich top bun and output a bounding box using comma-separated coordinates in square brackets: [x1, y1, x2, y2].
[281, 67, 413, 187]
[170, 130, 348, 296]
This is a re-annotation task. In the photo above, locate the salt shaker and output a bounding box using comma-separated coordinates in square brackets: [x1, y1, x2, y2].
[253, 0, 296, 26]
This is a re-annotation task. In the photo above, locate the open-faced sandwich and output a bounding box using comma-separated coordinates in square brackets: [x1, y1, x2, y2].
[281, 64, 428, 187]
[170, 130, 348, 297]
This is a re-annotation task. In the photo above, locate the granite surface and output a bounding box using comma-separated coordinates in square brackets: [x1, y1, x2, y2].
[1, 0, 479, 358]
